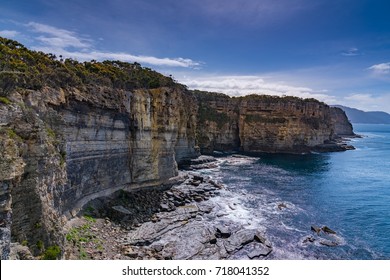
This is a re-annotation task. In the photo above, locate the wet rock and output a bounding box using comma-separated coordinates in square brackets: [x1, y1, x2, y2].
[216, 226, 231, 238]
[191, 180, 201, 187]
[302, 236, 316, 243]
[197, 202, 214, 214]
[209, 236, 217, 244]
[319, 240, 338, 247]
[247, 244, 272, 259]
[278, 203, 287, 210]
[193, 175, 204, 182]
[322, 226, 336, 234]
[254, 231, 272, 248]
[311, 225, 322, 234]
[225, 229, 255, 253]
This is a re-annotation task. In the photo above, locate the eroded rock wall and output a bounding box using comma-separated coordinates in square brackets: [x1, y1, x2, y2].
[0, 85, 354, 259]
[194, 92, 349, 154]
[0, 85, 198, 257]
[195, 92, 240, 154]
[239, 96, 335, 153]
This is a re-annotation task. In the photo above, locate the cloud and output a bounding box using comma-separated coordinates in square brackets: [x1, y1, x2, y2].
[0, 30, 20, 38]
[27, 22, 91, 48]
[179, 74, 338, 104]
[36, 47, 200, 68]
[368, 62, 390, 74]
[343, 93, 390, 112]
[25, 22, 200, 68]
[342, 47, 360, 56]
[192, 0, 314, 26]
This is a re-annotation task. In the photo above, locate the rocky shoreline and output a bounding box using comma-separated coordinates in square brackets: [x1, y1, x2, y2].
[9, 154, 345, 260]
[7, 154, 350, 260]
[59, 167, 273, 260]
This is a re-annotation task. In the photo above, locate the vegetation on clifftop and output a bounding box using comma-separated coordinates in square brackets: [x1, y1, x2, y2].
[0, 37, 177, 95]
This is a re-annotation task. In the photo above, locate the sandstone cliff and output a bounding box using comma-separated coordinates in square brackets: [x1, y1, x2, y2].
[195, 91, 352, 154]
[0, 37, 354, 259]
[0, 85, 198, 259]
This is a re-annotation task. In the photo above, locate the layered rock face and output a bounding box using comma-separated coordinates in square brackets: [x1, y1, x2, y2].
[195, 92, 352, 154]
[0, 85, 354, 258]
[196, 92, 240, 154]
[0, 85, 198, 257]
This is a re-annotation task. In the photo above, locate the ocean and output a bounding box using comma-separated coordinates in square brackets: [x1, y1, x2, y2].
[203, 124, 390, 259]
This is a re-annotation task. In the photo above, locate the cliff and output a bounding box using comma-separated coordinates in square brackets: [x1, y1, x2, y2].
[0, 37, 354, 259]
[195, 91, 353, 154]
[0, 85, 198, 259]
[330, 107, 355, 136]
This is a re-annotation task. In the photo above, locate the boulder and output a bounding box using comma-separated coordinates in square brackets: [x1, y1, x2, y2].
[247, 244, 272, 259]
[224, 229, 255, 253]
[319, 240, 338, 247]
[322, 226, 336, 234]
[215, 226, 231, 238]
[311, 225, 321, 234]
[254, 231, 272, 248]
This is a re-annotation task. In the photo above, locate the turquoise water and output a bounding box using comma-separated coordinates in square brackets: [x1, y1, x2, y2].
[218, 124, 390, 259]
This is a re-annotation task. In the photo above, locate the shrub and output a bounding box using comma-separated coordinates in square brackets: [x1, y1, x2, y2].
[0, 96, 11, 105]
[43, 245, 61, 260]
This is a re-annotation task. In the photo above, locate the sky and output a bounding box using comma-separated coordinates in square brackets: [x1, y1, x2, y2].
[1, 0, 390, 112]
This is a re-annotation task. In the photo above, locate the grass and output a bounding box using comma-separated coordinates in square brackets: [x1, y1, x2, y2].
[0, 96, 11, 105]
[46, 127, 56, 138]
[65, 216, 101, 260]
[6, 128, 21, 141]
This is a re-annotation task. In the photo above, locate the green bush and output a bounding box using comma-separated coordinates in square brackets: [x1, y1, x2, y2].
[0, 36, 177, 91]
[43, 245, 61, 260]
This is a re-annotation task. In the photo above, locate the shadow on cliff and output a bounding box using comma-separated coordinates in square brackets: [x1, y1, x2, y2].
[80, 187, 167, 229]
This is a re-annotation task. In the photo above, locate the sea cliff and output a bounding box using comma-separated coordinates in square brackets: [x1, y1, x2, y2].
[0, 37, 354, 259]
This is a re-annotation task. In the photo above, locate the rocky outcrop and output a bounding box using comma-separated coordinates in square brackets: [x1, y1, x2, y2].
[195, 91, 353, 154]
[330, 107, 355, 136]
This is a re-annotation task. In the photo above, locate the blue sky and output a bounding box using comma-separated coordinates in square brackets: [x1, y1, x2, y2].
[1, 0, 390, 112]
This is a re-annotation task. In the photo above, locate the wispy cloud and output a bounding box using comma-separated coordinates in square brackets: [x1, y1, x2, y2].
[179, 74, 337, 104]
[36, 46, 200, 68]
[0, 30, 20, 38]
[25, 22, 200, 68]
[368, 62, 390, 74]
[341, 47, 360, 56]
[192, 0, 314, 26]
[27, 22, 91, 49]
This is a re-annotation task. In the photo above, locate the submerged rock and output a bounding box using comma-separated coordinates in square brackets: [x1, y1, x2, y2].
[322, 226, 337, 235]
[311, 225, 322, 234]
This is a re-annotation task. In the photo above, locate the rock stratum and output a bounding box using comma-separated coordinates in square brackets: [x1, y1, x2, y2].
[0, 37, 353, 259]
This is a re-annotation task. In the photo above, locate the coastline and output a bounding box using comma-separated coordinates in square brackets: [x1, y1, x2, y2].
[10, 155, 347, 260]
[58, 166, 273, 260]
